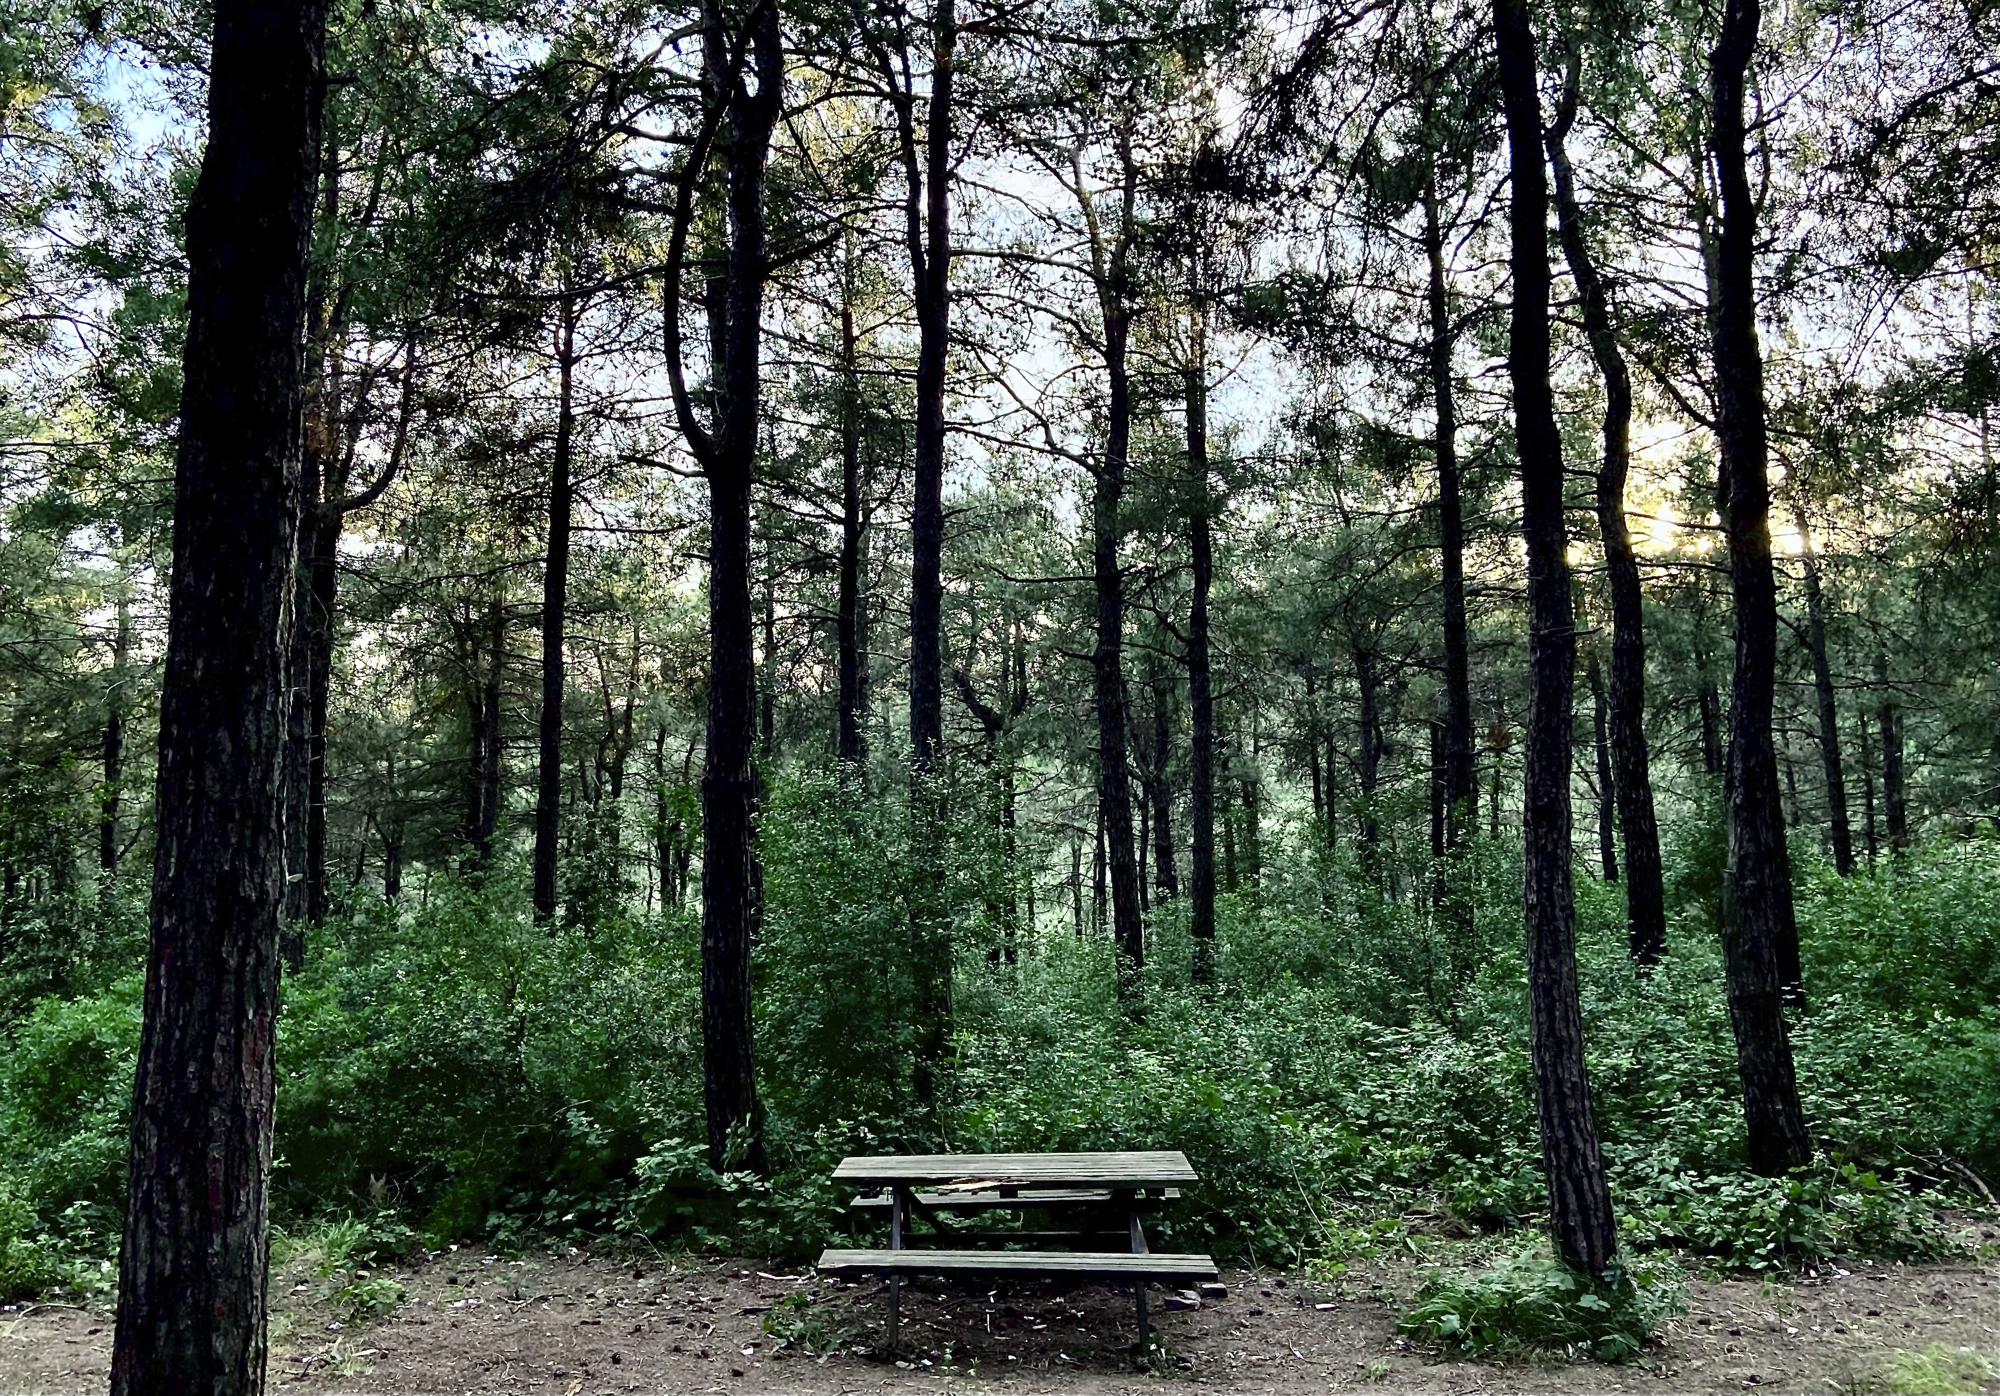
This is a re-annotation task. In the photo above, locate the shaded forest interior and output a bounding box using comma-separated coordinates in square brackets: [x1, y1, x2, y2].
[2, 0, 1999, 1384]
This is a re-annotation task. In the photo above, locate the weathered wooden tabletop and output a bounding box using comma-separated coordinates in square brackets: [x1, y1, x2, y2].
[831, 1149, 1198, 1190]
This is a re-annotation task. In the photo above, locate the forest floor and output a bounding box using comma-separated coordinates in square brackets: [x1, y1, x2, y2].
[4, 1243, 1999, 1396]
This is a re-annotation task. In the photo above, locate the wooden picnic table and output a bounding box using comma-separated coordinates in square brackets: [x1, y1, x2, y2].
[816, 1150, 1217, 1354]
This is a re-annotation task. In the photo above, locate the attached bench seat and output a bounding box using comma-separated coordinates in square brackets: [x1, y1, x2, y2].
[849, 1186, 1181, 1212]
[816, 1247, 1218, 1284]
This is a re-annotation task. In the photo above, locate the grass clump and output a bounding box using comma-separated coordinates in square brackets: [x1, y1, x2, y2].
[1879, 1344, 1999, 1396]
[1398, 1244, 1685, 1363]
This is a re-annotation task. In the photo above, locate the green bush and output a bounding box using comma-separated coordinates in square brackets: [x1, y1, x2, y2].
[1398, 1244, 1686, 1362]
[0, 787, 1992, 1298]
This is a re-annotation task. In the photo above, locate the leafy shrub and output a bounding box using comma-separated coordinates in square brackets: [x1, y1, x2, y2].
[0, 1182, 60, 1301]
[1398, 1244, 1686, 1362]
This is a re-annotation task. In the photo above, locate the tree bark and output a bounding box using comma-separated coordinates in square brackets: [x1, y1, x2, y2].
[1856, 707, 1878, 869]
[1493, 0, 1618, 1282]
[100, 580, 130, 879]
[532, 296, 578, 924]
[1423, 174, 1478, 863]
[1150, 666, 1178, 902]
[1708, 0, 1813, 1173]
[835, 294, 867, 767]
[1588, 655, 1619, 882]
[661, 0, 782, 1175]
[882, 0, 957, 1123]
[1082, 134, 1145, 995]
[1186, 296, 1217, 987]
[1547, 89, 1666, 965]
[1876, 650, 1908, 855]
[1353, 641, 1382, 882]
[112, 3, 325, 1392]
[1794, 524, 1853, 873]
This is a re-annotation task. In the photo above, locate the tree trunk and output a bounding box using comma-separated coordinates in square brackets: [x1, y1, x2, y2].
[661, 0, 782, 1175]
[1794, 529, 1853, 873]
[533, 297, 578, 924]
[1424, 174, 1478, 861]
[1548, 93, 1666, 964]
[1150, 667, 1178, 901]
[1588, 655, 1619, 882]
[1186, 300, 1217, 986]
[1088, 138, 1145, 996]
[1494, 0, 1618, 1281]
[836, 295, 867, 767]
[1709, 0, 1813, 1173]
[1697, 625, 1725, 776]
[1876, 650, 1908, 855]
[100, 582, 130, 879]
[890, 0, 957, 1124]
[112, 4, 325, 1392]
[473, 597, 505, 868]
[1857, 708, 1879, 869]
[1353, 642, 1382, 881]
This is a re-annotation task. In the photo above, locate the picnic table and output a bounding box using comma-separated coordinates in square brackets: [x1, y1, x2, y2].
[816, 1150, 1218, 1351]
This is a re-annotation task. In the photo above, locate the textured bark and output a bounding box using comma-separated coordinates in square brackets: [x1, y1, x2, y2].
[1150, 667, 1179, 902]
[1697, 630, 1725, 776]
[1857, 709, 1879, 869]
[1494, 0, 1618, 1282]
[1588, 655, 1619, 883]
[835, 297, 867, 767]
[882, 0, 957, 1123]
[1547, 94, 1666, 965]
[533, 299, 578, 924]
[1795, 528, 1854, 874]
[111, 3, 325, 1392]
[99, 584, 130, 877]
[1186, 300, 1217, 986]
[1353, 642, 1383, 880]
[1083, 135, 1145, 994]
[1423, 176, 1478, 861]
[1876, 650, 1908, 855]
[1709, 0, 1813, 1174]
[662, 0, 782, 1174]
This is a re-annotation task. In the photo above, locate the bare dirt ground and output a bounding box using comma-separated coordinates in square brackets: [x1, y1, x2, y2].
[4, 1244, 1999, 1395]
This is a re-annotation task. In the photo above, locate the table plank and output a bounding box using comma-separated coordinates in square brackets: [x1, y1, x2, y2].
[832, 1151, 1197, 1188]
[817, 1247, 1218, 1282]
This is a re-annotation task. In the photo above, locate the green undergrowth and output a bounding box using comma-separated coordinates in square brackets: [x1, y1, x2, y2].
[0, 774, 1993, 1317]
[1397, 1244, 1687, 1362]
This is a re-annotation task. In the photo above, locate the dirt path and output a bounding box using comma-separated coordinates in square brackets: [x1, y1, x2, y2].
[4, 1246, 1998, 1395]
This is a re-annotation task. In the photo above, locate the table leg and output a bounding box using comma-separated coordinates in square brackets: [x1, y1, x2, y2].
[887, 1186, 906, 1351]
[1123, 1192, 1150, 1357]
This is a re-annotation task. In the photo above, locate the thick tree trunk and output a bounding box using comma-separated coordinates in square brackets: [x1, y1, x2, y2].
[1094, 357, 1144, 988]
[1709, 0, 1813, 1174]
[1424, 176, 1478, 861]
[1186, 303, 1217, 986]
[1086, 137, 1145, 996]
[836, 297, 867, 767]
[111, 4, 325, 1392]
[1548, 98, 1666, 965]
[1876, 650, 1907, 855]
[1588, 655, 1619, 882]
[889, 0, 956, 1124]
[1494, 0, 1618, 1282]
[533, 299, 578, 924]
[663, 0, 782, 1175]
[1795, 531, 1853, 873]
